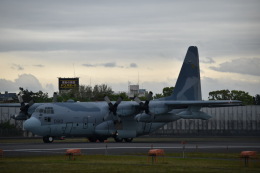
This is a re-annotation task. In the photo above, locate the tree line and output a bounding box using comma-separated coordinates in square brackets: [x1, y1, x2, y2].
[4, 86, 260, 105]
[208, 89, 260, 105]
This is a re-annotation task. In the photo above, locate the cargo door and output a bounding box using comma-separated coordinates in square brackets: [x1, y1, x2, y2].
[64, 122, 73, 134]
[143, 122, 152, 134]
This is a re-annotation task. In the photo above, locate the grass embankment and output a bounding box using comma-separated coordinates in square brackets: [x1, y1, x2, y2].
[0, 154, 259, 173]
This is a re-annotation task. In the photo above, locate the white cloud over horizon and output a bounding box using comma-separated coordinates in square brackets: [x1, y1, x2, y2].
[210, 58, 260, 76]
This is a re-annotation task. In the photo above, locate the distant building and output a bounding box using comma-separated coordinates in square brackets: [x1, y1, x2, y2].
[0, 91, 17, 102]
[128, 84, 139, 98]
[128, 84, 147, 98]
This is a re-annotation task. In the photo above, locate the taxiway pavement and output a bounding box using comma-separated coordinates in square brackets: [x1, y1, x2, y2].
[1, 139, 260, 157]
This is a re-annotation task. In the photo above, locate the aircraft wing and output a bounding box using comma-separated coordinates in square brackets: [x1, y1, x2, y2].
[0, 103, 21, 107]
[164, 100, 243, 108]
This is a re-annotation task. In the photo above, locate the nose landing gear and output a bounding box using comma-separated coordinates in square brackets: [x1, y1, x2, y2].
[43, 136, 54, 143]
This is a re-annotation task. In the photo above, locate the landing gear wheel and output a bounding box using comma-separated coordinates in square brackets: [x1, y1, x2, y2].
[88, 137, 97, 142]
[98, 138, 105, 143]
[114, 137, 123, 142]
[43, 136, 54, 143]
[124, 138, 133, 142]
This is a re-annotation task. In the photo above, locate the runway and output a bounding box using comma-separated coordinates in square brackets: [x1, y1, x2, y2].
[1, 138, 260, 157]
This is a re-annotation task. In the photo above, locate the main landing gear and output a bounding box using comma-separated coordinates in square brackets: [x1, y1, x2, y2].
[43, 136, 54, 143]
[114, 137, 133, 143]
[88, 137, 107, 143]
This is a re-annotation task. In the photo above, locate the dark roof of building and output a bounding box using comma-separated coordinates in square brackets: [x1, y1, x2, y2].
[0, 92, 17, 101]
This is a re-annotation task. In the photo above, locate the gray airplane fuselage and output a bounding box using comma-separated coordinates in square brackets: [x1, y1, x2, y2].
[24, 101, 171, 141]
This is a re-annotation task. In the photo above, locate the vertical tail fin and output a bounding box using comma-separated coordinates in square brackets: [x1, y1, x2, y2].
[164, 46, 202, 101]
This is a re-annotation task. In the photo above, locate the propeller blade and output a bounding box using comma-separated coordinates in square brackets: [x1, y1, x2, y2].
[104, 96, 111, 104]
[104, 96, 122, 117]
[147, 91, 153, 101]
[18, 94, 23, 103]
[103, 112, 110, 121]
[18, 93, 25, 107]
[134, 97, 142, 104]
[27, 100, 34, 107]
[114, 97, 122, 107]
[134, 91, 154, 115]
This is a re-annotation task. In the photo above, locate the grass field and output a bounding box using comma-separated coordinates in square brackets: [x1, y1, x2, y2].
[0, 153, 259, 173]
[1, 137, 259, 172]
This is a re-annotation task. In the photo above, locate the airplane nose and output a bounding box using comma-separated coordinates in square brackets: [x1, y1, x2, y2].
[23, 117, 41, 132]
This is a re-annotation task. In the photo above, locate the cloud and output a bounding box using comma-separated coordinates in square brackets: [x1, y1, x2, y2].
[82, 64, 95, 67]
[103, 62, 117, 68]
[0, 74, 43, 93]
[45, 83, 55, 94]
[129, 63, 138, 68]
[82, 62, 124, 68]
[200, 57, 215, 64]
[210, 58, 260, 76]
[11, 64, 24, 71]
[33, 64, 44, 67]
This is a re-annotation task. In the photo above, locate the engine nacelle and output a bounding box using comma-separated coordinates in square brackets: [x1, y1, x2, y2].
[117, 130, 136, 138]
[95, 120, 116, 136]
[117, 103, 138, 117]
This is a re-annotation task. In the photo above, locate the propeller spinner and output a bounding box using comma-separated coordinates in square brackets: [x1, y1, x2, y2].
[134, 91, 153, 114]
[104, 96, 122, 122]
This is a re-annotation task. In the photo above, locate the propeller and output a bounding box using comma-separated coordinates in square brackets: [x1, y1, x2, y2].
[104, 96, 122, 122]
[17, 91, 34, 119]
[134, 91, 153, 114]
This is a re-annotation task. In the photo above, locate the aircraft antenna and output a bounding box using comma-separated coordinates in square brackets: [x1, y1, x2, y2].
[73, 63, 76, 77]
[138, 72, 139, 85]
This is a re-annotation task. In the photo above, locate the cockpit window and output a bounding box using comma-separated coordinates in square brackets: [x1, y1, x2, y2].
[35, 107, 54, 114]
[45, 107, 54, 114]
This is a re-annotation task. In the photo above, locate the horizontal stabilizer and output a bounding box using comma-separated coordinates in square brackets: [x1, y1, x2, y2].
[165, 100, 243, 108]
[177, 110, 211, 120]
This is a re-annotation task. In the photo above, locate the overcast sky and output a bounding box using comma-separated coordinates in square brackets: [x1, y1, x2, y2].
[0, 0, 259, 99]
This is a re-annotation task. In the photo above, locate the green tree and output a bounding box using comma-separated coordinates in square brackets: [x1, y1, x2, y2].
[154, 93, 163, 99]
[92, 84, 113, 101]
[230, 90, 253, 105]
[163, 87, 174, 97]
[254, 94, 260, 105]
[208, 89, 253, 105]
[208, 89, 231, 100]
[19, 87, 51, 103]
[109, 92, 131, 101]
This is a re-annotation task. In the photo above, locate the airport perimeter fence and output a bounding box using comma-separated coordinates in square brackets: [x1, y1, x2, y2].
[0, 105, 260, 137]
[152, 105, 260, 136]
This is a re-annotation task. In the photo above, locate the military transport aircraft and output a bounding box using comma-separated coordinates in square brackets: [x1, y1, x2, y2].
[0, 46, 242, 143]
